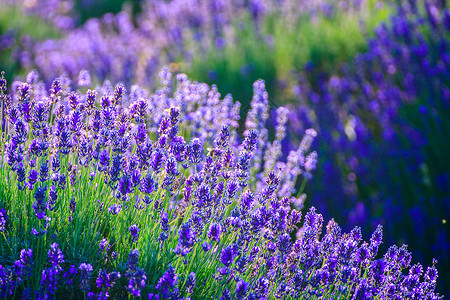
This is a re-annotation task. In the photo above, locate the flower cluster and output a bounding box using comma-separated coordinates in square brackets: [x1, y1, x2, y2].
[0, 68, 442, 298]
[8, 0, 384, 89]
[286, 0, 450, 290]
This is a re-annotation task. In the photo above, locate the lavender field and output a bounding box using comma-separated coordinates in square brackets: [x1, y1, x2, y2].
[0, 0, 448, 299]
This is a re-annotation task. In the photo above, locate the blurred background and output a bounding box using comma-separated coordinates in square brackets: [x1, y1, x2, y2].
[1, 0, 449, 296]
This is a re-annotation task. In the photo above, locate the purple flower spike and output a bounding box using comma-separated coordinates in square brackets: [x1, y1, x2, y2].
[79, 263, 93, 292]
[129, 224, 140, 243]
[208, 222, 222, 242]
[0, 209, 7, 232]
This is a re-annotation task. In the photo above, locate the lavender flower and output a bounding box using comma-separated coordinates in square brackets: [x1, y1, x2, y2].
[187, 138, 203, 164]
[235, 280, 248, 299]
[0, 71, 6, 92]
[208, 222, 222, 242]
[48, 186, 58, 211]
[40, 267, 60, 298]
[0, 209, 7, 232]
[108, 204, 122, 215]
[176, 223, 196, 256]
[140, 173, 157, 194]
[220, 246, 235, 268]
[79, 263, 93, 293]
[32, 186, 47, 219]
[129, 224, 140, 243]
[28, 169, 39, 190]
[186, 272, 195, 294]
[155, 266, 178, 298]
[19, 248, 33, 278]
[201, 242, 212, 252]
[96, 270, 121, 293]
[78, 70, 91, 87]
[159, 212, 170, 243]
[48, 243, 64, 268]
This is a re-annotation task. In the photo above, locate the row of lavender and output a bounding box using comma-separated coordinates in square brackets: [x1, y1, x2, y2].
[0, 0, 448, 297]
[0, 67, 442, 298]
[284, 0, 450, 292]
[6, 0, 386, 89]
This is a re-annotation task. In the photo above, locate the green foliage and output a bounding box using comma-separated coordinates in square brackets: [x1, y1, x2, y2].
[184, 2, 392, 108]
[73, 0, 142, 24]
[0, 6, 61, 40]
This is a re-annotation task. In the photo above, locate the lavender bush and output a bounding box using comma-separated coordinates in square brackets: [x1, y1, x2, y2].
[286, 0, 450, 293]
[0, 69, 442, 298]
[5, 0, 390, 91]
